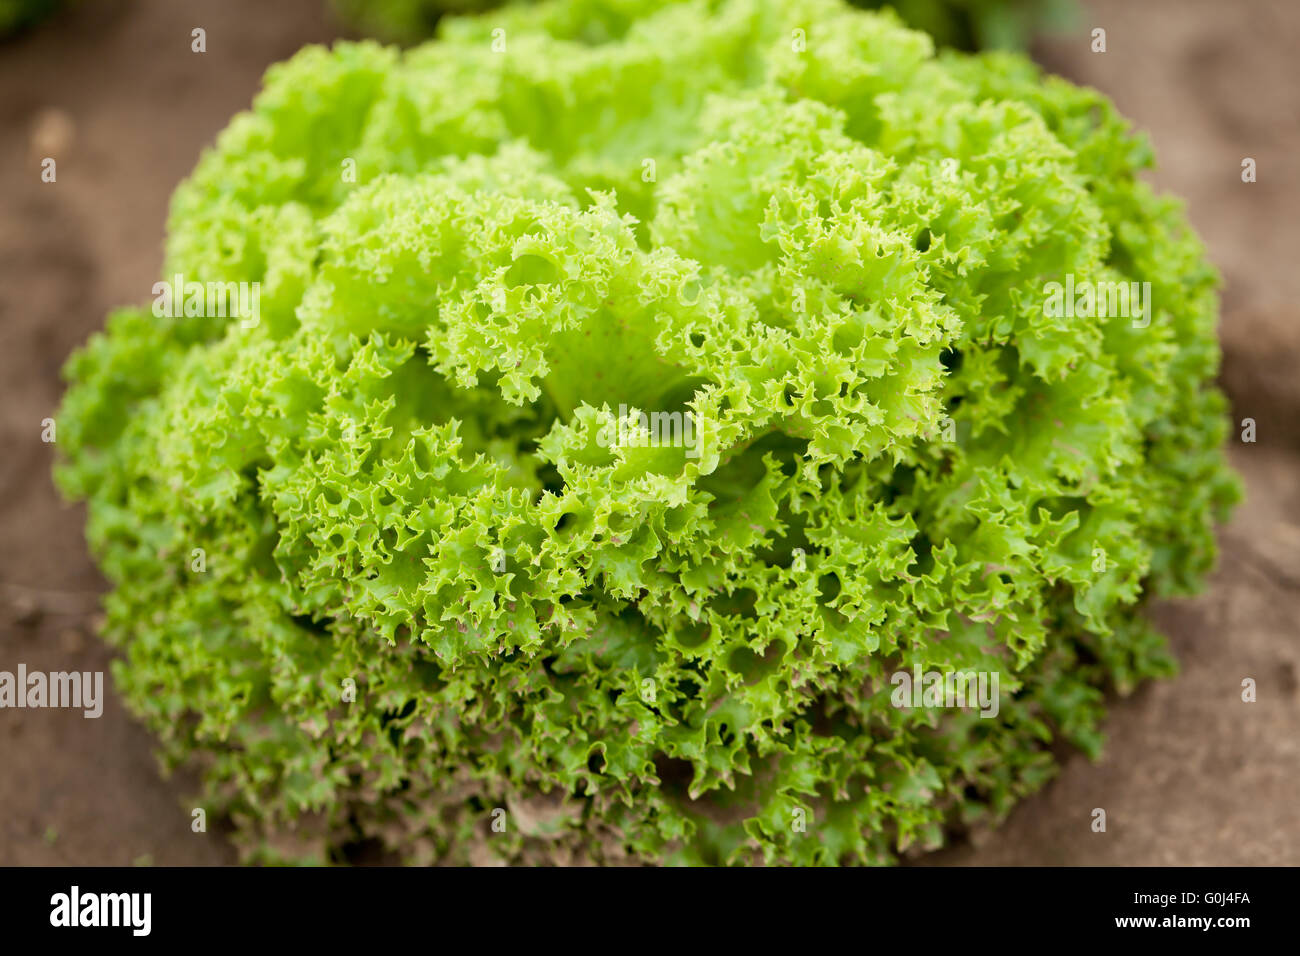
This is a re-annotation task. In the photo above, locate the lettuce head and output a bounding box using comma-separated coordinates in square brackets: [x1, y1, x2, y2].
[56, 0, 1238, 864]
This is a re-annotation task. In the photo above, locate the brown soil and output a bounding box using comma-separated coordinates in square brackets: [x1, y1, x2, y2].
[0, 0, 1296, 866]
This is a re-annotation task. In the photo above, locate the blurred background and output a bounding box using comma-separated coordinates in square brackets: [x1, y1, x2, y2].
[0, 0, 1295, 865]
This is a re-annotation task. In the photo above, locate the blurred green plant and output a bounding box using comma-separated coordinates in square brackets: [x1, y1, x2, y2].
[0, 0, 61, 39]
[859, 0, 1074, 49]
[330, 0, 497, 45]
[332, 0, 1073, 48]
